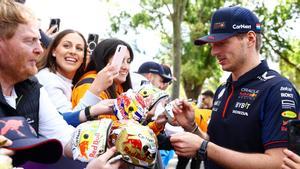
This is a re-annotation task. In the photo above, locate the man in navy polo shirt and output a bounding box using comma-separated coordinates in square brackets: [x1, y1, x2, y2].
[170, 6, 300, 169]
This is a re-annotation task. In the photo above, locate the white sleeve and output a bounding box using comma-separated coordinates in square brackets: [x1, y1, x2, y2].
[37, 70, 100, 113]
[42, 83, 100, 113]
[130, 72, 149, 91]
[45, 83, 74, 113]
[72, 90, 101, 112]
[36, 70, 73, 113]
[38, 87, 74, 148]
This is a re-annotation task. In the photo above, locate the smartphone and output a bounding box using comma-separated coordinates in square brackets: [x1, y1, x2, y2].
[49, 18, 60, 33]
[287, 119, 300, 155]
[111, 45, 127, 71]
[87, 34, 99, 53]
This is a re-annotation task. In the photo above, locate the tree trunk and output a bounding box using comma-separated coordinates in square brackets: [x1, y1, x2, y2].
[182, 77, 203, 100]
[171, 0, 187, 100]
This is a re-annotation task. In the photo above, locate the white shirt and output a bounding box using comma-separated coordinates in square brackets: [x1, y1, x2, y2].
[4, 87, 75, 148]
[130, 72, 149, 91]
[4, 88, 17, 108]
[36, 68, 101, 113]
[164, 123, 184, 136]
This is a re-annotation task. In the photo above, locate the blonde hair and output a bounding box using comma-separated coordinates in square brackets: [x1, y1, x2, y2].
[0, 0, 36, 39]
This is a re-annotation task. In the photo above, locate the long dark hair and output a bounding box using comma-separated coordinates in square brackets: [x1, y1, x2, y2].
[85, 38, 134, 98]
[38, 29, 87, 85]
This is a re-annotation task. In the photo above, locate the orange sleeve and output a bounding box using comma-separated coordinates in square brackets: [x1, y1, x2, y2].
[99, 90, 110, 100]
[96, 90, 118, 120]
[71, 83, 91, 108]
[71, 71, 97, 108]
[148, 121, 164, 135]
[194, 108, 212, 133]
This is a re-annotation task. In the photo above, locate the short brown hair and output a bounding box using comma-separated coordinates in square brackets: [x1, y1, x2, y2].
[236, 32, 262, 52]
[202, 90, 214, 98]
[0, 0, 35, 39]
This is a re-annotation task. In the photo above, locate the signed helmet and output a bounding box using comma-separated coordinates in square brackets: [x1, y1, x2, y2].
[72, 119, 158, 168]
[137, 84, 169, 111]
[113, 120, 158, 168]
[113, 89, 148, 123]
[71, 119, 113, 162]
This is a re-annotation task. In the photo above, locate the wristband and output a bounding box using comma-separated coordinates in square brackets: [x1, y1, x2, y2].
[192, 124, 199, 133]
[197, 140, 208, 161]
[84, 106, 93, 121]
[185, 122, 197, 132]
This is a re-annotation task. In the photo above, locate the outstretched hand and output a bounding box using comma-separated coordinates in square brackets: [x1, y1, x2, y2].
[172, 99, 195, 131]
[86, 147, 122, 169]
[282, 149, 300, 169]
[90, 99, 115, 117]
[45, 25, 59, 38]
[170, 132, 202, 157]
[0, 135, 14, 156]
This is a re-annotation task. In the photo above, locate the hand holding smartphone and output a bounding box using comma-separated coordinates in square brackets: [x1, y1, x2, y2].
[111, 45, 127, 72]
[49, 18, 60, 33]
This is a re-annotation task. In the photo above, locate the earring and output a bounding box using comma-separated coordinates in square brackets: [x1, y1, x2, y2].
[52, 53, 56, 56]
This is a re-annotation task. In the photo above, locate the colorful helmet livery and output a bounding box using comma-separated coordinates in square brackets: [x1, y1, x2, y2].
[114, 120, 158, 168]
[72, 119, 158, 168]
[71, 119, 113, 162]
[113, 89, 148, 123]
[137, 84, 169, 111]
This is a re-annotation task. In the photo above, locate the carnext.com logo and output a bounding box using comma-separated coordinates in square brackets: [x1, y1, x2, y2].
[232, 24, 251, 29]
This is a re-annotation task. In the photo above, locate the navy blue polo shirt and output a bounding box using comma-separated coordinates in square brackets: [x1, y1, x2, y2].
[207, 60, 300, 169]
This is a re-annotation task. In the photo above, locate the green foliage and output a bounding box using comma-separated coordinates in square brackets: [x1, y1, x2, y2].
[252, 0, 300, 89]
[131, 12, 154, 28]
[108, 0, 300, 98]
[180, 0, 243, 99]
[110, 11, 131, 33]
[280, 40, 300, 90]
[253, 0, 300, 60]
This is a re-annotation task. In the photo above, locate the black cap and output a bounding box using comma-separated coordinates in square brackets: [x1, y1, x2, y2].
[137, 61, 165, 77]
[195, 6, 261, 45]
[161, 64, 173, 83]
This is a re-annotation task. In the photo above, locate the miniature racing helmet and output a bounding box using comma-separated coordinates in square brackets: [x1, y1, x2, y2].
[71, 119, 113, 162]
[164, 101, 176, 124]
[113, 120, 158, 168]
[113, 89, 148, 123]
[137, 84, 169, 111]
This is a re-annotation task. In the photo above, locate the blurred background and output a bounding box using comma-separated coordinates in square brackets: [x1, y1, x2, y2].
[26, 0, 300, 101]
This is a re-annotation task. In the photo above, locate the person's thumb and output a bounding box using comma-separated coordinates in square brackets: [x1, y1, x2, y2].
[101, 147, 117, 161]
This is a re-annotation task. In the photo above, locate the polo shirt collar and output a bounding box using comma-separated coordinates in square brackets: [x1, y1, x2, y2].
[226, 60, 270, 87]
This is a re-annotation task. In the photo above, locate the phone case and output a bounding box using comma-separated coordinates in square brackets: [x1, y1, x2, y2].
[111, 45, 126, 71]
[288, 119, 300, 155]
[49, 18, 60, 33]
[87, 34, 99, 52]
